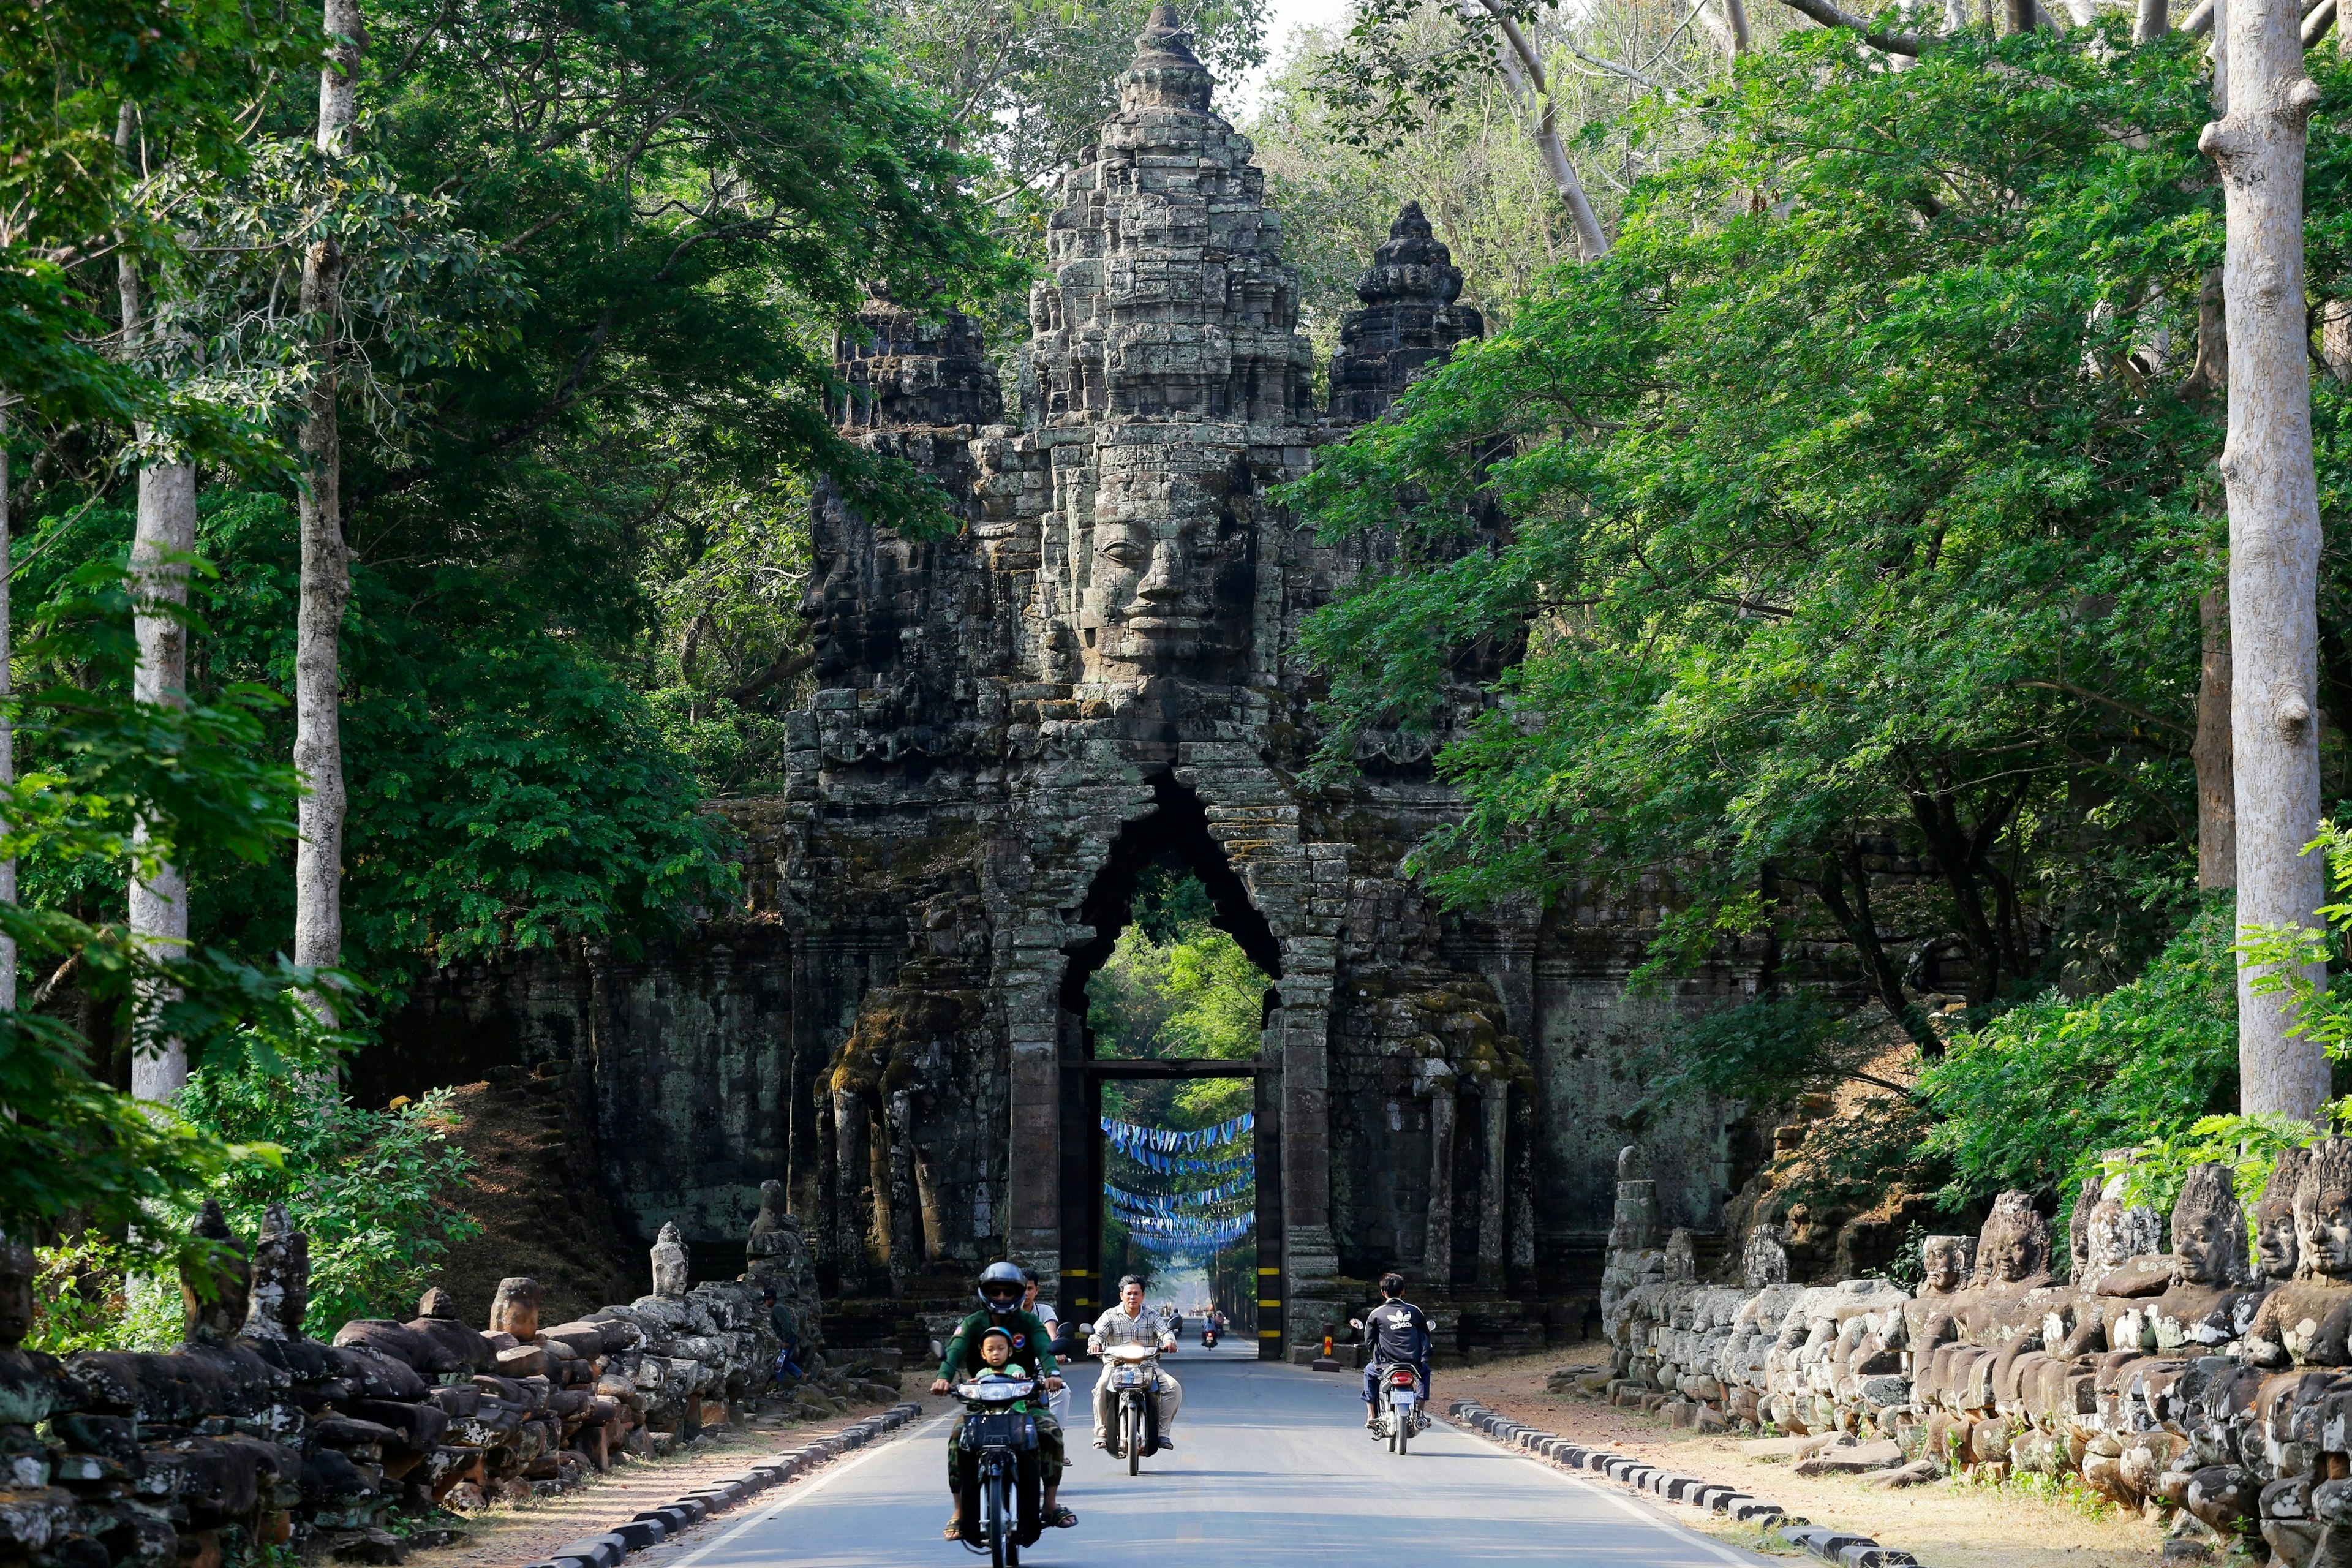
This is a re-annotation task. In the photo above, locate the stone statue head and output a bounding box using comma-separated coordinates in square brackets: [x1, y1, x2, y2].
[652, 1221, 691, 1300]
[1920, 1235, 1975, 1297]
[2296, 1137, 2352, 1281]
[0, 1233, 32, 1351]
[489, 1276, 543, 1341]
[1079, 446, 1257, 679]
[2260, 1147, 2313, 1281]
[1974, 1191, 2052, 1288]
[2171, 1162, 2249, 1289]
[2068, 1174, 2100, 1283]
[417, 1287, 460, 1321]
[1665, 1227, 1696, 1284]
[180, 1199, 250, 1344]
[239, 1203, 309, 1341]
[1743, 1223, 1789, 1290]
[1618, 1145, 1651, 1183]
[747, 1180, 803, 1257]
[2082, 1163, 2163, 1283]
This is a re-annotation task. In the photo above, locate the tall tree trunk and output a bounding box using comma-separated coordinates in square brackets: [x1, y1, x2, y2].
[2139, 0, 2171, 40]
[1720, 0, 1753, 53]
[293, 0, 363, 1022]
[1469, 0, 1611, 260]
[113, 123, 197, 1099]
[126, 461, 194, 1099]
[2203, 0, 2330, 1118]
[2198, 587, 2239, 889]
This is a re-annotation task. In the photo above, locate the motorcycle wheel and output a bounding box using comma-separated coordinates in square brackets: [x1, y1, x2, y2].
[988, 1466, 1011, 1568]
[1397, 1408, 1411, 1457]
[1125, 1401, 1142, 1477]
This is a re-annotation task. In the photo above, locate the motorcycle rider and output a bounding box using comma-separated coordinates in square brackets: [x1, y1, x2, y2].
[1088, 1275, 1182, 1453]
[1354, 1272, 1433, 1433]
[930, 1261, 1075, 1537]
[1019, 1265, 1071, 1422]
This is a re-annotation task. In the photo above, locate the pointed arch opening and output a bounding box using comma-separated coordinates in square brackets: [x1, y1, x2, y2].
[1055, 774, 1283, 1356]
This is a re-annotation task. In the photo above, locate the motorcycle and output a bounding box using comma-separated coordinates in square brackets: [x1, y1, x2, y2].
[1096, 1341, 1163, 1476]
[1374, 1362, 1421, 1455]
[1200, 1323, 1218, 1349]
[952, 1375, 1041, 1567]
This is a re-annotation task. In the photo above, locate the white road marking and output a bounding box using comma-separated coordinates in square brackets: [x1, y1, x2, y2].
[658, 1417, 947, 1568]
[1436, 1420, 1776, 1567]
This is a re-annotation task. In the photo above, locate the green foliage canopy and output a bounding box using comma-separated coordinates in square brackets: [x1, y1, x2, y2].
[1916, 897, 2240, 1207]
[1286, 25, 2239, 1039]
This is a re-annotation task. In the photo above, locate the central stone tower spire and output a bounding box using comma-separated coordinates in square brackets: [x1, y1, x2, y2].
[1025, 2, 1317, 688]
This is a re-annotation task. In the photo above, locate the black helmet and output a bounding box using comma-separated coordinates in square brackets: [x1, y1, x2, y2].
[977, 1261, 1026, 1313]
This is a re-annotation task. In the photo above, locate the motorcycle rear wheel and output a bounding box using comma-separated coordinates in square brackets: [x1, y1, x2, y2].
[1396, 1408, 1411, 1456]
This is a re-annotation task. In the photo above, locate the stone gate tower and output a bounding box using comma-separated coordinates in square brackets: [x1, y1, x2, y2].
[391, 4, 1758, 1364]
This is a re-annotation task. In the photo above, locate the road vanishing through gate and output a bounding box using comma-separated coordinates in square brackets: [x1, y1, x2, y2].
[652, 1341, 1774, 1567]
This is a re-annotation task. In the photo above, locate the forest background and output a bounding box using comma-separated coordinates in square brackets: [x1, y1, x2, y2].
[6, 0, 2340, 1335]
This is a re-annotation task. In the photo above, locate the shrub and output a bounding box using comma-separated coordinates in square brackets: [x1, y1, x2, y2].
[1916, 894, 2238, 1210]
[175, 1066, 481, 1330]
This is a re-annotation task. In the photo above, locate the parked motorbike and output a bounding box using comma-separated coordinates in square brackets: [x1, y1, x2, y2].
[1374, 1362, 1420, 1455]
[952, 1376, 1041, 1566]
[1096, 1342, 1162, 1476]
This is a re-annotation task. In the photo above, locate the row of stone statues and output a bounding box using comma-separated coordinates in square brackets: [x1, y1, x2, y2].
[0, 1180, 833, 1568]
[1605, 1140, 2352, 1561]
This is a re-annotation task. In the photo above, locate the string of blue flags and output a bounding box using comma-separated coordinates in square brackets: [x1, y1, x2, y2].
[1104, 1175, 1252, 1212]
[1099, 1113, 1253, 1155]
[1109, 1146, 1253, 1177]
[1118, 1212, 1256, 1251]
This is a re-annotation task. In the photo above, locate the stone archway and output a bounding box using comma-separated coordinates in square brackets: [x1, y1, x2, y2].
[1046, 776, 1287, 1354]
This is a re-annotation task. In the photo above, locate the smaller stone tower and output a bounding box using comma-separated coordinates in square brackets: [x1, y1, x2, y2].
[1328, 202, 1485, 423]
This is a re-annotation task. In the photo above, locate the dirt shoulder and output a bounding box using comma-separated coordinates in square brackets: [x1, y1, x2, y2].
[399, 1398, 946, 1568]
[1440, 1351, 2169, 1568]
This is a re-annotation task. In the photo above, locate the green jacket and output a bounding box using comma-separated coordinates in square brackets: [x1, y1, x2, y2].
[938, 1308, 1058, 1382]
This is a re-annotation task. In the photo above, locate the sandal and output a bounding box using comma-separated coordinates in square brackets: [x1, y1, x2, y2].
[1047, 1506, 1079, 1528]
[943, 1520, 964, 1540]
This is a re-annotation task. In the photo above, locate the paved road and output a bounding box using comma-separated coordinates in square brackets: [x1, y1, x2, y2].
[660, 1341, 1771, 1567]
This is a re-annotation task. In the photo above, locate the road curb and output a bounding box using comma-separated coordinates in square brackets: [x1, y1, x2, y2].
[1443, 1400, 1922, 1567]
[508, 1403, 926, 1568]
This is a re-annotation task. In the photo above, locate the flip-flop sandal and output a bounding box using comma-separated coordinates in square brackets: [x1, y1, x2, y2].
[942, 1521, 964, 1540]
[1048, 1507, 1079, 1528]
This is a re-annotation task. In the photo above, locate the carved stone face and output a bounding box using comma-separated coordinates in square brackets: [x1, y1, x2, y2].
[2299, 1183, 2352, 1280]
[2169, 1162, 2247, 1289]
[1975, 1191, 2051, 1288]
[1921, 1237, 1972, 1297]
[1080, 453, 1255, 676]
[0, 1238, 31, 1350]
[2259, 1193, 2301, 1280]
[2173, 1208, 2228, 1286]
[2084, 1188, 2162, 1278]
[2259, 1147, 2312, 1281]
